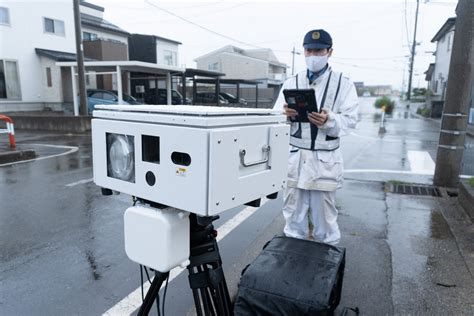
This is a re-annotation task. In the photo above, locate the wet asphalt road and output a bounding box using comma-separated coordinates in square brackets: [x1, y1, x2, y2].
[1, 98, 473, 315]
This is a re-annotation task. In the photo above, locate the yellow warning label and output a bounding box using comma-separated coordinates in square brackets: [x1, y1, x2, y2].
[176, 167, 187, 176]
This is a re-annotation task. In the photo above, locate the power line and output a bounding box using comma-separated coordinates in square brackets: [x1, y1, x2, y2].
[332, 61, 404, 72]
[144, 0, 263, 49]
[126, 2, 250, 25]
[332, 56, 407, 61]
[404, 0, 412, 51]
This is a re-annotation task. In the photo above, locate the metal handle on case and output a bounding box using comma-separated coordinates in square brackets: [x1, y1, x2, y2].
[239, 145, 271, 167]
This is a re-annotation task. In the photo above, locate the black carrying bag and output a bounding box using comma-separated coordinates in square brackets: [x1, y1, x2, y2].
[234, 236, 346, 316]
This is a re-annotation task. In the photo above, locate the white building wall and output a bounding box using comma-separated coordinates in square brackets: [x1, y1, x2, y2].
[0, 0, 75, 108]
[80, 6, 103, 19]
[39, 56, 62, 103]
[155, 39, 179, 66]
[196, 55, 220, 72]
[219, 53, 268, 80]
[433, 29, 454, 96]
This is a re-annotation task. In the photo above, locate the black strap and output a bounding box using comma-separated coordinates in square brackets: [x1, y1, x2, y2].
[332, 73, 343, 111]
[310, 71, 332, 150]
[320, 71, 332, 112]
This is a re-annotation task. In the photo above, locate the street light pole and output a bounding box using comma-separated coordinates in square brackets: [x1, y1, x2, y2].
[73, 0, 88, 116]
[291, 46, 301, 76]
[406, 0, 420, 101]
[433, 0, 474, 188]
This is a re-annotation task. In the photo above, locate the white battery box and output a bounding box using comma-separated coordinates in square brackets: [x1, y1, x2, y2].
[124, 205, 190, 272]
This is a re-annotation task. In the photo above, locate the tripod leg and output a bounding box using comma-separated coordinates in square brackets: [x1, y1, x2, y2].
[137, 271, 169, 316]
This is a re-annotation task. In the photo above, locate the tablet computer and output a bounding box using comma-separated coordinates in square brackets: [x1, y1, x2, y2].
[283, 89, 318, 122]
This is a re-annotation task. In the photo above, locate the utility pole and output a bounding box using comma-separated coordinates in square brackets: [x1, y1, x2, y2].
[73, 0, 88, 116]
[406, 0, 420, 101]
[291, 47, 300, 76]
[433, 0, 474, 188]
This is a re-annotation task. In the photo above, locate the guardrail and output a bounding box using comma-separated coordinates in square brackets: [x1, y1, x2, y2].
[0, 114, 16, 149]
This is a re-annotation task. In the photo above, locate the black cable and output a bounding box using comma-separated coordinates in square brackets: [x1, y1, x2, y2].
[140, 265, 144, 301]
[161, 274, 170, 316]
[156, 291, 161, 316]
[144, 266, 152, 284]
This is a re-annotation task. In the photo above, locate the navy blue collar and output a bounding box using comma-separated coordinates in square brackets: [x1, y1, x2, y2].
[307, 64, 329, 83]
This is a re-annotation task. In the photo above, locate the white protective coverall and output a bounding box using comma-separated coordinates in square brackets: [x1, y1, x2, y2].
[273, 67, 359, 244]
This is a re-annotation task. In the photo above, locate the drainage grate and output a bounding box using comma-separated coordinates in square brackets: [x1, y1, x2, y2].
[389, 184, 441, 197]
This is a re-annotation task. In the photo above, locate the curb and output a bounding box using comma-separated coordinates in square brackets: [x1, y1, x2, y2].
[0, 149, 36, 165]
[459, 180, 474, 221]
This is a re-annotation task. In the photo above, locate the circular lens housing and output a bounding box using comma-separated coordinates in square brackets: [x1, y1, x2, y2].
[107, 134, 135, 181]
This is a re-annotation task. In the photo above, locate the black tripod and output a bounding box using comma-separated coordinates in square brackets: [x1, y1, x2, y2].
[137, 213, 233, 316]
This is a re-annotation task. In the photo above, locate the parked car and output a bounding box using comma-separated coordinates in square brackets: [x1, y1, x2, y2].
[145, 88, 191, 105]
[87, 89, 141, 114]
[219, 92, 247, 105]
[194, 92, 229, 105]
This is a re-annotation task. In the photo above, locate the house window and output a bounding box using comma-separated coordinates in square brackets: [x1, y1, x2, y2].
[43, 17, 65, 35]
[164, 50, 177, 66]
[0, 7, 10, 25]
[447, 33, 452, 52]
[0, 60, 22, 100]
[83, 31, 97, 41]
[208, 62, 219, 71]
[46, 67, 52, 87]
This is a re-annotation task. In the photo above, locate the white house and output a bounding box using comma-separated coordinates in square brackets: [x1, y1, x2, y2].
[128, 33, 182, 92]
[0, 1, 77, 111]
[427, 17, 455, 99]
[194, 45, 287, 88]
[0, 0, 129, 112]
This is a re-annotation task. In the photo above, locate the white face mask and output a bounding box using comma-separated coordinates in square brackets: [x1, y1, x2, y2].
[305, 55, 328, 73]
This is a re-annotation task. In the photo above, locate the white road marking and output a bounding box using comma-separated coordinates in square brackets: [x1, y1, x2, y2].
[349, 132, 436, 144]
[345, 168, 433, 175]
[407, 150, 436, 175]
[103, 201, 266, 316]
[65, 178, 93, 187]
[345, 168, 472, 179]
[0, 144, 79, 167]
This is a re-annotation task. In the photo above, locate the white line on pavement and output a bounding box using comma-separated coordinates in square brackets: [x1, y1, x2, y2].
[0, 144, 79, 167]
[349, 132, 436, 144]
[407, 150, 435, 175]
[345, 168, 472, 179]
[345, 168, 433, 175]
[65, 178, 93, 187]
[103, 201, 266, 316]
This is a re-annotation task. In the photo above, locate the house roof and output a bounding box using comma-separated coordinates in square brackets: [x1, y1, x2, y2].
[184, 68, 224, 78]
[431, 17, 456, 42]
[55, 60, 185, 75]
[81, 13, 129, 36]
[424, 63, 435, 81]
[194, 78, 261, 85]
[195, 45, 287, 68]
[35, 48, 96, 61]
[80, 1, 104, 12]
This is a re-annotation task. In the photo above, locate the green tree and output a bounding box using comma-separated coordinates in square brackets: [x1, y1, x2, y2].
[374, 96, 395, 114]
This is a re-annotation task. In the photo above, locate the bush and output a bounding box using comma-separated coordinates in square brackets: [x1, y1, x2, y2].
[374, 96, 395, 114]
[416, 107, 431, 117]
[469, 177, 474, 188]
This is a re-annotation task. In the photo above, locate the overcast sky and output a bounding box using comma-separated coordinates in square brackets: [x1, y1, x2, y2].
[93, 0, 458, 90]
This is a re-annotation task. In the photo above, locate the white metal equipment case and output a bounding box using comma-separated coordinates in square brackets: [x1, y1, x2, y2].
[92, 105, 290, 216]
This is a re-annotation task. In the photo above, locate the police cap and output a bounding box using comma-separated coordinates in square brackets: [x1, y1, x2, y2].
[303, 29, 332, 49]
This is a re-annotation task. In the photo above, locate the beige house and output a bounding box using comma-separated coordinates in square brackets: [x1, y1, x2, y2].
[194, 45, 287, 88]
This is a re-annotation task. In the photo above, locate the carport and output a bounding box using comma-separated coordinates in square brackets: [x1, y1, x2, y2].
[181, 69, 225, 106]
[192, 78, 261, 107]
[56, 61, 185, 116]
